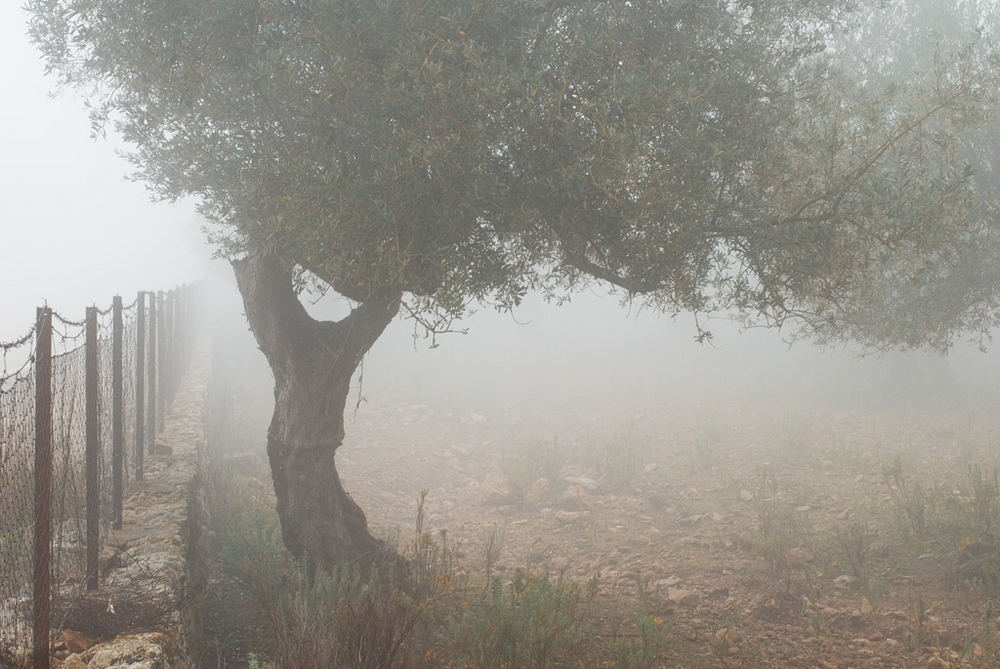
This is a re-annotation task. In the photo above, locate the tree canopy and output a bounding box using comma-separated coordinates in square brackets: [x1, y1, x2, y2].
[27, 0, 1000, 568]
[28, 0, 1000, 347]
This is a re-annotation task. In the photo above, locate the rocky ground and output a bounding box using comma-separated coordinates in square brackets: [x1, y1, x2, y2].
[336, 395, 1000, 668]
[200, 387, 1000, 668]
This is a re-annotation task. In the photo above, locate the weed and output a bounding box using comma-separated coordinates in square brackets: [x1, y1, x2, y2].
[883, 456, 929, 540]
[605, 612, 671, 669]
[964, 464, 1000, 535]
[633, 572, 652, 610]
[540, 436, 566, 486]
[823, 431, 873, 475]
[692, 417, 726, 470]
[836, 522, 872, 585]
[500, 437, 565, 507]
[247, 652, 274, 669]
[445, 570, 598, 668]
[410, 490, 456, 600]
[982, 600, 995, 655]
[906, 589, 926, 652]
[215, 474, 451, 668]
[216, 482, 287, 615]
[600, 574, 671, 668]
[670, 492, 696, 519]
[746, 469, 800, 578]
[603, 428, 644, 491]
[501, 453, 541, 507]
[275, 558, 428, 668]
[481, 519, 508, 585]
[749, 469, 782, 538]
[777, 413, 811, 459]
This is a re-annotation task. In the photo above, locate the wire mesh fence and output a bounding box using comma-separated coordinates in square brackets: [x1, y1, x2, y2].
[0, 351, 36, 660]
[0, 285, 196, 668]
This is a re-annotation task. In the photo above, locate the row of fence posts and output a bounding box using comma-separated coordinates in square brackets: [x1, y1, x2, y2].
[31, 286, 195, 669]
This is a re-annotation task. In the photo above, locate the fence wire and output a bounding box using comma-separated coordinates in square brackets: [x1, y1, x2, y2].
[0, 290, 169, 660]
[0, 370, 35, 654]
[49, 342, 88, 630]
[120, 307, 139, 514]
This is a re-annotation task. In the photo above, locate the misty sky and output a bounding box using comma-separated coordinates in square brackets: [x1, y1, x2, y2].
[0, 4, 209, 342]
[3, 2, 1000, 415]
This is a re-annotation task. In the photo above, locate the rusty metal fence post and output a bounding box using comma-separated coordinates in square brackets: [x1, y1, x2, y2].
[164, 289, 174, 404]
[174, 287, 184, 383]
[156, 291, 165, 430]
[147, 292, 157, 451]
[33, 307, 52, 669]
[112, 296, 123, 529]
[135, 292, 146, 480]
[85, 306, 99, 592]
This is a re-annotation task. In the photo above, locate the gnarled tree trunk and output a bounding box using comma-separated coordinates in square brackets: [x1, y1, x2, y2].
[231, 252, 399, 569]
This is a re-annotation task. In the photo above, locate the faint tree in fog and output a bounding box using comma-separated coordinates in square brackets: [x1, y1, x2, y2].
[27, 0, 1000, 569]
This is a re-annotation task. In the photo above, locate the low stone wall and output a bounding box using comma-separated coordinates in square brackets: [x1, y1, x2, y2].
[52, 360, 210, 669]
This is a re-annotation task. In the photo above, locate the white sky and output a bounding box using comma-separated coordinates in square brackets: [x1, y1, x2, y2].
[0, 4, 211, 341]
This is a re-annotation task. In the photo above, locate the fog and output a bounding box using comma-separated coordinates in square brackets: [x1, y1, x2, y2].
[10, 2, 1000, 665]
[0, 5, 207, 341]
[191, 272, 1000, 436]
[6, 0, 1000, 422]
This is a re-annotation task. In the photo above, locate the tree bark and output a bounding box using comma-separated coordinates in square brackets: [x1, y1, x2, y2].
[231, 251, 399, 569]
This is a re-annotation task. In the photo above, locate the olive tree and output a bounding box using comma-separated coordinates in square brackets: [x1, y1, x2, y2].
[27, 0, 1000, 568]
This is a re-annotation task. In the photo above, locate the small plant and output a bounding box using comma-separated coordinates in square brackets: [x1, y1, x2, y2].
[445, 570, 597, 668]
[778, 413, 811, 458]
[906, 590, 926, 652]
[965, 464, 1000, 535]
[746, 469, 800, 578]
[410, 490, 456, 599]
[215, 476, 453, 668]
[692, 417, 726, 470]
[281, 558, 432, 668]
[982, 600, 995, 657]
[605, 612, 671, 669]
[836, 521, 872, 585]
[824, 431, 874, 475]
[500, 437, 564, 507]
[883, 456, 929, 540]
[540, 436, 566, 486]
[247, 652, 274, 669]
[603, 428, 643, 491]
[501, 452, 542, 507]
[749, 468, 782, 538]
[481, 518, 508, 585]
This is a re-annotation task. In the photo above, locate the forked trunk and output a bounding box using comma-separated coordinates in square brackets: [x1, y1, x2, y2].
[231, 252, 399, 569]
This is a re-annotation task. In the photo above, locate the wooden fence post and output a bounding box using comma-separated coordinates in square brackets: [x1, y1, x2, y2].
[85, 306, 99, 591]
[33, 307, 52, 669]
[147, 292, 157, 450]
[112, 296, 123, 529]
[135, 292, 145, 480]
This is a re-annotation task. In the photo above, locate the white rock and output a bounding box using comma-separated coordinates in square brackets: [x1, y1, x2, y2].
[564, 475, 601, 493]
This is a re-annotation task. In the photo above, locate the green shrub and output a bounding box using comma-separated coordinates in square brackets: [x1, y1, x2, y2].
[604, 612, 671, 669]
[213, 472, 449, 668]
[445, 570, 597, 668]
